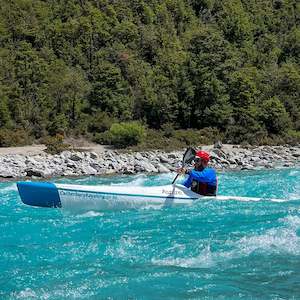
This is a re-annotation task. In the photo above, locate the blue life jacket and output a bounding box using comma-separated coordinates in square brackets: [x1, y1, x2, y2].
[183, 168, 217, 196]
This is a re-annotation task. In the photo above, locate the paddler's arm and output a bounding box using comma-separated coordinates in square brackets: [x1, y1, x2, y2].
[182, 169, 193, 188]
[176, 167, 192, 188]
[183, 169, 210, 188]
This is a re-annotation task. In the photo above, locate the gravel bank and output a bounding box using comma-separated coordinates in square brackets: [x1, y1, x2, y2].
[0, 144, 299, 179]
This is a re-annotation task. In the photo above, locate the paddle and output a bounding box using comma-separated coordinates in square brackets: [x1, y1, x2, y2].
[172, 147, 196, 184]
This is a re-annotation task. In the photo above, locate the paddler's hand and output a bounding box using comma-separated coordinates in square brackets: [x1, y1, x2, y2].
[176, 167, 186, 174]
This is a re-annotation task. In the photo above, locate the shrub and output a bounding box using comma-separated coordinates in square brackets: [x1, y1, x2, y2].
[173, 129, 202, 145]
[107, 122, 146, 148]
[44, 134, 70, 154]
[198, 127, 223, 144]
[260, 97, 292, 134]
[130, 129, 184, 151]
[173, 128, 221, 146]
[0, 129, 32, 147]
[161, 123, 175, 138]
[88, 111, 116, 133]
[93, 131, 113, 145]
[47, 114, 68, 136]
[283, 130, 300, 145]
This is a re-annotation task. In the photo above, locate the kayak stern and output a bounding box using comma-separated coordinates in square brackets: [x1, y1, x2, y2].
[17, 182, 61, 208]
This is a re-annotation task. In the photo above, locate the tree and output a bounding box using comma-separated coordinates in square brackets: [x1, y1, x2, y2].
[260, 97, 291, 134]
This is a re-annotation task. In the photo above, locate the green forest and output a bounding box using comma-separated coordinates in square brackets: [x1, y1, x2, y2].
[0, 0, 299, 148]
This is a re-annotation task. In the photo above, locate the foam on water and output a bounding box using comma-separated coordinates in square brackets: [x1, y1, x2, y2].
[1, 168, 300, 299]
[76, 211, 104, 218]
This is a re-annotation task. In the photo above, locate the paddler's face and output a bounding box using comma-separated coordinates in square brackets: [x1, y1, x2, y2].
[194, 158, 208, 169]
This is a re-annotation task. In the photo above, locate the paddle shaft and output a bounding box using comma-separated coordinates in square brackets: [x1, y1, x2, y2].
[171, 147, 195, 185]
[172, 174, 179, 185]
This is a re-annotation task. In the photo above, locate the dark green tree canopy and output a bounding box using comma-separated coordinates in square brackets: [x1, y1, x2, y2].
[0, 0, 299, 144]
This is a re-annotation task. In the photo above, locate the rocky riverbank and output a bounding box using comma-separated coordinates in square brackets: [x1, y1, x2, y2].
[0, 144, 299, 179]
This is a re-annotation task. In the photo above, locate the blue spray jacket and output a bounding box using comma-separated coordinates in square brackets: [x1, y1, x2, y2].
[183, 168, 217, 195]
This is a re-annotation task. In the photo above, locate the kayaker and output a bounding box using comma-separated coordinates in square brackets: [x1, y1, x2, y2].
[177, 150, 217, 196]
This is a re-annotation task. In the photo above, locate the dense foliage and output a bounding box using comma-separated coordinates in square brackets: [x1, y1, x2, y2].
[0, 0, 299, 146]
[95, 121, 146, 148]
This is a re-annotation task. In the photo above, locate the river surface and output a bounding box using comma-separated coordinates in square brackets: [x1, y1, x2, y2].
[1, 169, 300, 299]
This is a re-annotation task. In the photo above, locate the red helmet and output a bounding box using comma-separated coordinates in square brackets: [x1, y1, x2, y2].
[195, 150, 210, 162]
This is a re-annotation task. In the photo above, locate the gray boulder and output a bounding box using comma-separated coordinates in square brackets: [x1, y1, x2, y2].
[156, 163, 170, 173]
[135, 161, 158, 173]
[89, 152, 98, 159]
[25, 168, 51, 178]
[69, 152, 83, 161]
[214, 140, 223, 149]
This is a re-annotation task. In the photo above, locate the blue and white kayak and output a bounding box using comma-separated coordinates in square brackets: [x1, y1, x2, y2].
[17, 182, 285, 211]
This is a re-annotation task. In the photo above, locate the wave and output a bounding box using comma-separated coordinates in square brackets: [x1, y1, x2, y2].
[152, 214, 300, 269]
[13, 288, 37, 299]
[0, 183, 18, 193]
[111, 174, 148, 186]
[152, 245, 214, 268]
[76, 211, 104, 218]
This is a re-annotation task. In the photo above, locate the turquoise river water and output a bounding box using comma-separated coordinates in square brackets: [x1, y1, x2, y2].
[1, 169, 300, 299]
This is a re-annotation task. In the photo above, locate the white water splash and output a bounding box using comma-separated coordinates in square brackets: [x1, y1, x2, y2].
[151, 215, 300, 269]
[0, 183, 18, 193]
[13, 288, 37, 299]
[230, 215, 300, 257]
[111, 174, 148, 186]
[152, 245, 215, 268]
[78, 211, 104, 218]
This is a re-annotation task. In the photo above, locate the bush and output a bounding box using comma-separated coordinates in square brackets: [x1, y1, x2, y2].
[129, 129, 184, 151]
[161, 123, 175, 138]
[198, 127, 223, 144]
[0, 129, 32, 147]
[173, 129, 202, 145]
[106, 122, 146, 148]
[260, 97, 292, 134]
[47, 114, 68, 136]
[173, 128, 222, 146]
[88, 111, 116, 133]
[93, 131, 113, 145]
[44, 134, 70, 154]
[283, 130, 300, 145]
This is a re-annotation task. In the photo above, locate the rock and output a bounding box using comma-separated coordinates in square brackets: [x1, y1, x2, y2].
[241, 164, 254, 170]
[135, 152, 144, 160]
[25, 168, 47, 177]
[121, 165, 135, 174]
[0, 168, 18, 178]
[81, 165, 97, 175]
[227, 157, 237, 164]
[66, 162, 77, 168]
[69, 152, 83, 161]
[292, 151, 300, 158]
[156, 164, 170, 173]
[135, 161, 158, 173]
[214, 140, 223, 149]
[236, 159, 244, 166]
[158, 154, 169, 163]
[164, 163, 176, 171]
[62, 169, 76, 176]
[264, 163, 274, 169]
[212, 149, 227, 159]
[89, 152, 98, 159]
[89, 162, 103, 171]
[167, 153, 178, 159]
[219, 158, 230, 165]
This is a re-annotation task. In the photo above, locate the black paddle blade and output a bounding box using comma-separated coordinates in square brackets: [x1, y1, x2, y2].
[182, 147, 196, 165]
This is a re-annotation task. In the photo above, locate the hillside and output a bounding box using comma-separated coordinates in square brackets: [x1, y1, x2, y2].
[0, 0, 299, 147]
